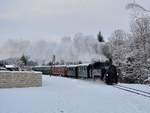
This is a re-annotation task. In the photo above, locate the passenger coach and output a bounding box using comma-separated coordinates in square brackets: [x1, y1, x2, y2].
[51, 65, 67, 76]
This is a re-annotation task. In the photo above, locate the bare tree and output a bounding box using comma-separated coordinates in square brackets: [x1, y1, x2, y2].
[110, 29, 127, 48]
[126, 1, 150, 18]
[126, 1, 150, 13]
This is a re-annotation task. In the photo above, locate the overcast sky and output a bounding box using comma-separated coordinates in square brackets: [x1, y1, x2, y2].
[0, 0, 150, 43]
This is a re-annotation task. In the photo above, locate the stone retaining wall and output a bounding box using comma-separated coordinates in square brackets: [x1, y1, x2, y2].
[0, 71, 42, 88]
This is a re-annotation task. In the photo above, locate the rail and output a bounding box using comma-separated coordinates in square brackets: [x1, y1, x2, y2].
[113, 84, 150, 98]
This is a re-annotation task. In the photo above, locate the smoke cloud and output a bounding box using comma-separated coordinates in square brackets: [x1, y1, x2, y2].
[0, 33, 108, 65]
[0, 39, 30, 59]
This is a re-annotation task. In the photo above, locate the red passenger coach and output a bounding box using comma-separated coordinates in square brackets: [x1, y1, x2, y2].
[51, 65, 68, 76]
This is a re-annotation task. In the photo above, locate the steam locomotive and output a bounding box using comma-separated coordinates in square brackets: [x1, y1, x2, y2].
[32, 61, 118, 85]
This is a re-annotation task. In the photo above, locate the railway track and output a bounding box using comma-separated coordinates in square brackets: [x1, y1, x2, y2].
[113, 84, 150, 98]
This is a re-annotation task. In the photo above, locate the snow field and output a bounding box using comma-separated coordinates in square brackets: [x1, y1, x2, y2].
[0, 75, 150, 113]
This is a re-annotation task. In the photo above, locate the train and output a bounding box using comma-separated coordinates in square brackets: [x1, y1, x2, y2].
[32, 61, 118, 85]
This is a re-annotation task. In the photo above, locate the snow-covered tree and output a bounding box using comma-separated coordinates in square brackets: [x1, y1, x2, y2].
[106, 1, 150, 83]
[130, 16, 150, 63]
[108, 29, 128, 65]
[124, 15, 150, 83]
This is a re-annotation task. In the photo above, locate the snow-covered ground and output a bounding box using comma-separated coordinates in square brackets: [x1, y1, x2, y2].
[0, 75, 150, 113]
[121, 83, 150, 93]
